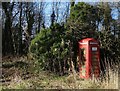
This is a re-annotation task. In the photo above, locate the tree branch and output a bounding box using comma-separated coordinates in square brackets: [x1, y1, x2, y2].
[12, 11, 19, 21]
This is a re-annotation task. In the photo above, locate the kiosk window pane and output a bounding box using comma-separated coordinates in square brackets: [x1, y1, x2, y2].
[81, 48, 86, 65]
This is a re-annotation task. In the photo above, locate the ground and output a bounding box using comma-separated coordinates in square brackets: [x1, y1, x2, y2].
[1, 56, 119, 89]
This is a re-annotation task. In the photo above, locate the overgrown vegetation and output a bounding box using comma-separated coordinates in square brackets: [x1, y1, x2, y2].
[29, 2, 120, 76]
[1, 57, 118, 89]
[29, 23, 71, 75]
[2, 1, 120, 89]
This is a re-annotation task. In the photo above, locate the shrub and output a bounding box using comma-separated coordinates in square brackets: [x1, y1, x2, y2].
[29, 23, 71, 75]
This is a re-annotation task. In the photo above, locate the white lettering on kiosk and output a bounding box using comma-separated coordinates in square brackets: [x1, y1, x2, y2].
[79, 42, 88, 44]
[90, 42, 98, 44]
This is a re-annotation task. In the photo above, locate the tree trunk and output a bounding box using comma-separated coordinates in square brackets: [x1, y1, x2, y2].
[18, 2, 23, 55]
[2, 2, 14, 55]
[4, 15, 14, 55]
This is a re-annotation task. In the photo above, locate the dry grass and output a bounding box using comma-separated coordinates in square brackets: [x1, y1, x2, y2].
[1, 56, 119, 89]
[2, 69, 119, 89]
[100, 68, 119, 89]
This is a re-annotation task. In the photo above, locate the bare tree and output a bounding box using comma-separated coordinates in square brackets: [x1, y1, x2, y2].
[35, 1, 46, 33]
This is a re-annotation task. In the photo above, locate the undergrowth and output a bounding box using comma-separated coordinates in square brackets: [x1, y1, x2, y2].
[1, 56, 119, 89]
[1, 69, 118, 89]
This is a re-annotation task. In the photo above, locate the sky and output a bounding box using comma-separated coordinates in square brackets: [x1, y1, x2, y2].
[111, 8, 119, 19]
[44, 2, 70, 27]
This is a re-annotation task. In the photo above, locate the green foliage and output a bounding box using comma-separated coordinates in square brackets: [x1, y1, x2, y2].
[30, 28, 51, 54]
[71, 2, 96, 22]
[68, 2, 98, 39]
[98, 30, 120, 61]
[29, 23, 70, 74]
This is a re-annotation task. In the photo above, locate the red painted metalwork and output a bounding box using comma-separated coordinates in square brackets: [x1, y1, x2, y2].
[78, 38, 100, 79]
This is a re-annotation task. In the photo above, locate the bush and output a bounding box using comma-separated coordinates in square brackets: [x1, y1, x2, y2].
[29, 23, 71, 75]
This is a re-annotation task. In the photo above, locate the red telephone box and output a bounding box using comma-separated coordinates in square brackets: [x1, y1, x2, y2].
[78, 38, 100, 79]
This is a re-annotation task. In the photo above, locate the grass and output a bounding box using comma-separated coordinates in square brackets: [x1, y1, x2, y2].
[100, 68, 119, 89]
[1, 56, 119, 89]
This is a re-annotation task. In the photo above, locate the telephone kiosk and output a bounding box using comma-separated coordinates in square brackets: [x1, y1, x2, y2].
[78, 38, 100, 79]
